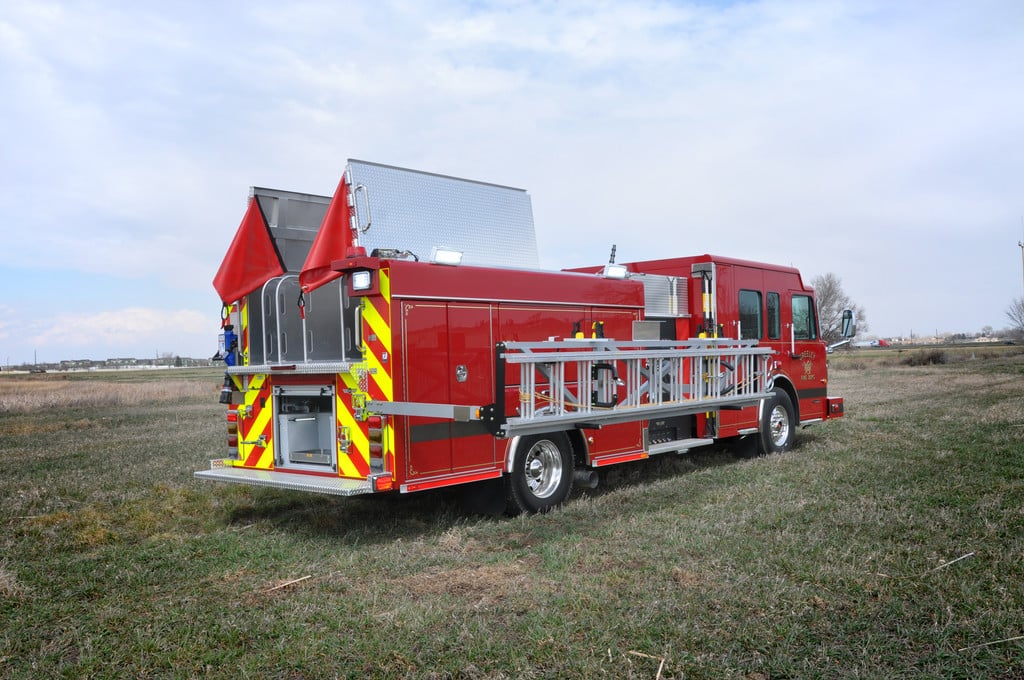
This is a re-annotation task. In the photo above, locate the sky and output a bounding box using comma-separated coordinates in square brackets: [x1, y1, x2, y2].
[2, 0, 1023, 365]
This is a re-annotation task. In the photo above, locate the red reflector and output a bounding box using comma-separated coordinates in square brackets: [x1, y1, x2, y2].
[373, 475, 393, 492]
[226, 411, 238, 422]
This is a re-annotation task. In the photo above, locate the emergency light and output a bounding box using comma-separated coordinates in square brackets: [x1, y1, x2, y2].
[431, 247, 464, 266]
[602, 263, 628, 279]
[351, 270, 372, 290]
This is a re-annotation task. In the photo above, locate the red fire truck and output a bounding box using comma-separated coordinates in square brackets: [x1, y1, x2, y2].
[199, 160, 854, 513]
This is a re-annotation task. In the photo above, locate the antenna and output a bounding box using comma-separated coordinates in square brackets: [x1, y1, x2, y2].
[608, 244, 617, 264]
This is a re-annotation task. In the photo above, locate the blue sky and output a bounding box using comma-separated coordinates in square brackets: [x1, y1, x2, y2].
[2, 0, 1023, 364]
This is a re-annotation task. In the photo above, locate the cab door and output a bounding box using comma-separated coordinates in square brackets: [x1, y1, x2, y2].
[715, 266, 761, 435]
[787, 292, 828, 423]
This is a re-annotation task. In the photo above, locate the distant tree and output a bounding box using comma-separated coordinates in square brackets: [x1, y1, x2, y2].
[811, 273, 868, 346]
[1007, 298, 1024, 336]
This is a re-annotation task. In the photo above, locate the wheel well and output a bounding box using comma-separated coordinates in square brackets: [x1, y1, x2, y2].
[505, 430, 587, 473]
[566, 429, 589, 467]
[771, 376, 800, 422]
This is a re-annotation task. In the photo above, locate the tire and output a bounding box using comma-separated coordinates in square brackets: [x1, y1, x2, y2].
[759, 388, 796, 455]
[506, 433, 574, 514]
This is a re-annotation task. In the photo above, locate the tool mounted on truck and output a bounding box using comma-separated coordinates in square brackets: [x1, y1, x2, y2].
[199, 159, 853, 513]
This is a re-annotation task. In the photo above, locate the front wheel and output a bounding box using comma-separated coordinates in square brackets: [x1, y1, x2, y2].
[759, 388, 796, 455]
[506, 433, 574, 514]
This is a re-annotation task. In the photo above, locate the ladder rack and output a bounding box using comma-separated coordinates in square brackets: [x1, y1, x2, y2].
[368, 338, 775, 439]
[480, 339, 775, 437]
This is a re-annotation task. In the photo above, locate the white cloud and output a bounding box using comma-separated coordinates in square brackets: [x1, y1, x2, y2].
[23, 307, 217, 361]
[1, 0, 1023, 365]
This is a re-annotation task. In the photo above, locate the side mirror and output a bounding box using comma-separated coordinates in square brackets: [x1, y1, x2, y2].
[841, 309, 857, 338]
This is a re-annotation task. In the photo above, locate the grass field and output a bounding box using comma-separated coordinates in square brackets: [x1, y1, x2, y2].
[2, 354, 1023, 678]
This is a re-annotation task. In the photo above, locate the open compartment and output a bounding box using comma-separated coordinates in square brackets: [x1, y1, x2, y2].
[273, 385, 336, 471]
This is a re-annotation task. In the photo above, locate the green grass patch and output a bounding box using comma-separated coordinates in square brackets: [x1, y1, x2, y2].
[2, 362, 1023, 677]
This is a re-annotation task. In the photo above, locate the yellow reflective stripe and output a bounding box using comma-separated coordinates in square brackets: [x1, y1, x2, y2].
[336, 398, 368, 477]
[362, 268, 392, 401]
[362, 299, 392, 355]
[244, 393, 266, 436]
[240, 299, 250, 364]
[340, 369, 360, 391]
[385, 421, 396, 473]
[254, 439, 275, 469]
[364, 350, 394, 401]
[337, 371, 370, 477]
[379, 267, 390, 301]
[236, 374, 271, 468]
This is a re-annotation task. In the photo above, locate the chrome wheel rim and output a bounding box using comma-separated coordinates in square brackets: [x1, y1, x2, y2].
[524, 440, 563, 498]
[769, 404, 790, 448]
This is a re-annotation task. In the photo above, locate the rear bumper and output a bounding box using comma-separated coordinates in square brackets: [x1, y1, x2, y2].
[195, 461, 378, 496]
[826, 397, 844, 418]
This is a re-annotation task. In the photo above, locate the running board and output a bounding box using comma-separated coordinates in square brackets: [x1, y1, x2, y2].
[647, 438, 714, 455]
[195, 464, 373, 496]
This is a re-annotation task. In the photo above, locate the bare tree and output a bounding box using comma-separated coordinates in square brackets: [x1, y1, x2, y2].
[1007, 298, 1024, 336]
[812, 273, 868, 345]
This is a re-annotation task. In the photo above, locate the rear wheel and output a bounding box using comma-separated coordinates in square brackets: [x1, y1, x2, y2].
[759, 388, 796, 455]
[506, 433, 574, 514]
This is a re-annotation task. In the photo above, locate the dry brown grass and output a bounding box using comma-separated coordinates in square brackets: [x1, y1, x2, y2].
[397, 560, 545, 608]
[0, 377, 214, 413]
[2, 359, 1023, 678]
[0, 565, 29, 600]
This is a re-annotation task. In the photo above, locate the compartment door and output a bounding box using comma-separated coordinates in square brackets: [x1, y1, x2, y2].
[401, 302, 452, 477]
[448, 304, 496, 470]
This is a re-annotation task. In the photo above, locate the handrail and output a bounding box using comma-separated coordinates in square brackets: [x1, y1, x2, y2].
[272, 275, 299, 364]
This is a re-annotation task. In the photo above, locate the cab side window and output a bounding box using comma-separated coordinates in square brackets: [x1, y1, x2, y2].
[767, 292, 781, 339]
[792, 295, 817, 340]
[739, 289, 762, 340]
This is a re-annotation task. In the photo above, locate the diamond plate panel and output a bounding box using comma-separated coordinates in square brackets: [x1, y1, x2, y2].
[347, 159, 539, 269]
[635, 274, 690, 317]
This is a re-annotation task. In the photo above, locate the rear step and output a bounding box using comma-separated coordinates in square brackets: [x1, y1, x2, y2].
[195, 464, 373, 496]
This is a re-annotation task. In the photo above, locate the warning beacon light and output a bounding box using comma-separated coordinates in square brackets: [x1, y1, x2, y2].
[430, 247, 464, 266]
[602, 263, 628, 279]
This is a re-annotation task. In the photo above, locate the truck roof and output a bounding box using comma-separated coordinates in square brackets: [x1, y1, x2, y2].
[353, 257, 646, 309]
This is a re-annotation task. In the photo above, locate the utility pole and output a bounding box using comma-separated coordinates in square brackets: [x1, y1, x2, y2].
[1018, 238, 1024, 297]
[1019, 217, 1024, 297]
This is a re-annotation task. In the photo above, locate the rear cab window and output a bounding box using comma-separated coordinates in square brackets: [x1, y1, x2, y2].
[739, 289, 762, 340]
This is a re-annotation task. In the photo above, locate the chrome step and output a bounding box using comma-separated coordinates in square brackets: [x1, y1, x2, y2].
[647, 438, 714, 455]
[195, 464, 373, 496]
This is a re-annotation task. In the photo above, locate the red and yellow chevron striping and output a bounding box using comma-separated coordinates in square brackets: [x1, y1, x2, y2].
[360, 268, 395, 474]
[336, 371, 370, 478]
[237, 374, 274, 469]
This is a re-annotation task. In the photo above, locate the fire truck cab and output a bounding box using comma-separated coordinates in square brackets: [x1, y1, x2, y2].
[571, 254, 847, 451]
[199, 160, 851, 513]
